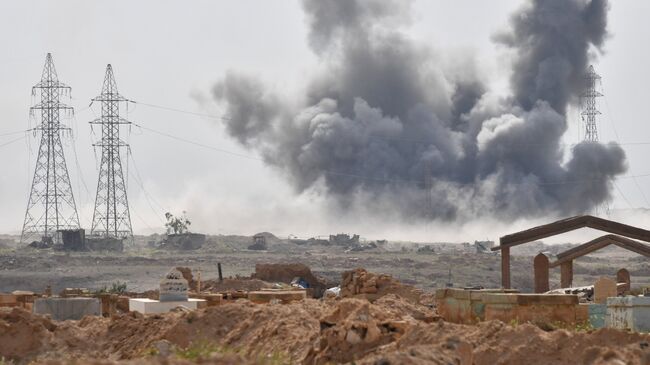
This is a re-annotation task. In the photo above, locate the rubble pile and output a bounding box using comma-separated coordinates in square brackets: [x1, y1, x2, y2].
[306, 298, 430, 364]
[340, 268, 423, 303]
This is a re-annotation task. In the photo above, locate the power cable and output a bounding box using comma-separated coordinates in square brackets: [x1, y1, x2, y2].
[601, 85, 650, 208]
[0, 135, 27, 149]
[128, 100, 232, 121]
[127, 150, 167, 224]
[132, 122, 262, 161]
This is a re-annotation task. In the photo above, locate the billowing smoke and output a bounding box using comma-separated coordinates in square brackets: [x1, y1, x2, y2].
[209, 0, 626, 221]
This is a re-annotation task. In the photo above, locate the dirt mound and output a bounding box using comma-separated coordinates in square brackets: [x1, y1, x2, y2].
[340, 268, 423, 303]
[0, 307, 57, 360]
[3, 295, 650, 365]
[252, 263, 333, 297]
[175, 267, 196, 290]
[362, 320, 650, 365]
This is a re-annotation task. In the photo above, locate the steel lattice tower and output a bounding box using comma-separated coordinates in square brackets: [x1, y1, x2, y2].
[581, 65, 603, 142]
[21, 53, 80, 244]
[581, 65, 609, 215]
[90, 65, 133, 239]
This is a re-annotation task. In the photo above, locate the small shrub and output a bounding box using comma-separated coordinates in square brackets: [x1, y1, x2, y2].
[175, 341, 226, 360]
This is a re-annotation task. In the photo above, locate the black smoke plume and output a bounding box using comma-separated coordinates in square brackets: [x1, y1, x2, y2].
[209, 0, 626, 221]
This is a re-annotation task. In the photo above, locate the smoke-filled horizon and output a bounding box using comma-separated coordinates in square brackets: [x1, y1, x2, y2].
[210, 0, 626, 222]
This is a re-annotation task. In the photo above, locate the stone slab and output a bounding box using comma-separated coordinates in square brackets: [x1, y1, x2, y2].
[248, 290, 306, 303]
[606, 296, 650, 332]
[128, 298, 205, 314]
[159, 268, 189, 302]
[482, 293, 578, 306]
[33, 297, 101, 320]
[594, 277, 617, 304]
[190, 293, 223, 307]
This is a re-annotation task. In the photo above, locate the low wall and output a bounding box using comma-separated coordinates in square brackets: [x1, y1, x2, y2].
[606, 296, 650, 332]
[435, 288, 519, 324]
[34, 297, 101, 321]
[483, 293, 579, 324]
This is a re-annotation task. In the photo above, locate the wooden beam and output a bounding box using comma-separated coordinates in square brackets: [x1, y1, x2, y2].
[493, 215, 650, 250]
[611, 240, 650, 258]
[501, 246, 510, 289]
[551, 234, 650, 268]
[560, 261, 573, 288]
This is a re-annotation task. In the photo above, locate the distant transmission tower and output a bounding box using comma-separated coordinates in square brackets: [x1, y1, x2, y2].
[21, 53, 80, 244]
[581, 65, 602, 142]
[580, 65, 609, 215]
[90, 65, 133, 239]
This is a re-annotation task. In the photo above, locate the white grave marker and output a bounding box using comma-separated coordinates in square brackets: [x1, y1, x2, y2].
[159, 268, 188, 302]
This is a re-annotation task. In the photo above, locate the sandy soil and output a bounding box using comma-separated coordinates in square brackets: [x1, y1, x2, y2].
[1, 294, 649, 365]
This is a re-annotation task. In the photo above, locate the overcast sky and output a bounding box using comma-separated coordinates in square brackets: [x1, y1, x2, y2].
[1, 1, 649, 242]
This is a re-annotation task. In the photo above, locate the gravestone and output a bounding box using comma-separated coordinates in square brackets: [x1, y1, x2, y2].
[616, 268, 631, 293]
[159, 268, 189, 302]
[533, 253, 550, 293]
[594, 277, 617, 304]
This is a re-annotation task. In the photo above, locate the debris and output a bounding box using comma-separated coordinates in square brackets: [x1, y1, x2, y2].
[252, 263, 333, 298]
[340, 268, 422, 303]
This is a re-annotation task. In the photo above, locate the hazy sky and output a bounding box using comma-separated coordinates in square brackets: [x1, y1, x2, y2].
[1, 1, 649, 242]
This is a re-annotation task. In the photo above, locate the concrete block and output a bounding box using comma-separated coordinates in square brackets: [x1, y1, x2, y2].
[606, 296, 650, 332]
[483, 293, 579, 324]
[33, 297, 101, 320]
[588, 303, 607, 329]
[129, 298, 205, 314]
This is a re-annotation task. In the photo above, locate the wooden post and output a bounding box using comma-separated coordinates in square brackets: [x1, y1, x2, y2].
[533, 253, 550, 293]
[560, 260, 573, 288]
[218, 263, 223, 282]
[501, 246, 511, 289]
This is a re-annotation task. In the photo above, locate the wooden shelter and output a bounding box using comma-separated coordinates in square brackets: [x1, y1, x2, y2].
[492, 215, 650, 288]
[549, 234, 650, 288]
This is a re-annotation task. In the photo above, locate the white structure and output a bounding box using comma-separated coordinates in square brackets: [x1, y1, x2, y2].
[129, 298, 204, 314]
[128, 268, 205, 314]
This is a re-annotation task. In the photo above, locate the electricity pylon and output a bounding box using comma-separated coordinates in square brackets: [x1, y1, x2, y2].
[90, 65, 133, 239]
[581, 65, 602, 142]
[580, 64, 609, 216]
[21, 53, 80, 244]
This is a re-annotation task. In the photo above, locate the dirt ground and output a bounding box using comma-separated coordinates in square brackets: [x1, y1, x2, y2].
[0, 233, 648, 294]
[1, 290, 650, 365]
